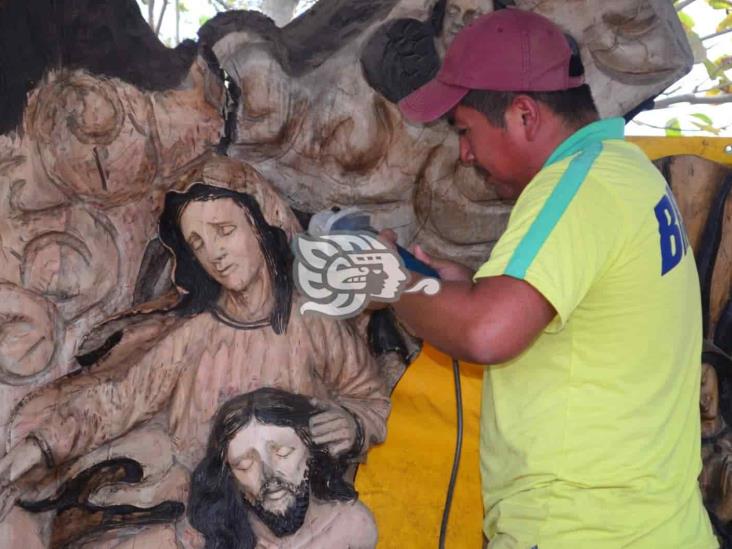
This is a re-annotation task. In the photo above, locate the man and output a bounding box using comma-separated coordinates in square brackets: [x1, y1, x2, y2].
[388, 8, 717, 548]
[189, 387, 377, 549]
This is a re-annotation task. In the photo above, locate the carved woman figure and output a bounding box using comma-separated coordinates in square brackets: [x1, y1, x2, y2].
[0, 183, 389, 546]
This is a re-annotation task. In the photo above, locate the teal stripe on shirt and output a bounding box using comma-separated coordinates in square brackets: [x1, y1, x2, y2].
[505, 141, 604, 279]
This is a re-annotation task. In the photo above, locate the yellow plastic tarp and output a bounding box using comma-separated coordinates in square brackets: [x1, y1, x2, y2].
[627, 136, 732, 165]
[356, 346, 485, 548]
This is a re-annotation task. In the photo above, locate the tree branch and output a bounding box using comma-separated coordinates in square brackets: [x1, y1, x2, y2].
[210, 0, 230, 11]
[702, 27, 732, 41]
[654, 92, 732, 108]
[675, 0, 698, 11]
[148, 0, 155, 29]
[155, 0, 169, 36]
[631, 118, 732, 132]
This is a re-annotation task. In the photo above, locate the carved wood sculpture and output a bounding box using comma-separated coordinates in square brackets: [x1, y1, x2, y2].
[0, 0, 715, 547]
[657, 155, 732, 545]
[189, 388, 377, 549]
[701, 352, 732, 548]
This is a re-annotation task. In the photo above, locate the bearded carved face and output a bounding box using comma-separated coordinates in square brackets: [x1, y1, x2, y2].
[226, 420, 311, 537]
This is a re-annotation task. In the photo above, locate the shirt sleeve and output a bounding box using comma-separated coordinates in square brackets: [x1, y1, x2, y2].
[474, 147, 624, 331]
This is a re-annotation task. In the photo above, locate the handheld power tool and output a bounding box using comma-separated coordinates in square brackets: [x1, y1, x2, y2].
[308, 207, 462, 549]
[307, 206, 440, 279]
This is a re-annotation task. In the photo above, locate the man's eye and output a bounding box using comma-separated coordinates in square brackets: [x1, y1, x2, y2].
[220, 225, 236, 236]
[275, 446, 294, 458]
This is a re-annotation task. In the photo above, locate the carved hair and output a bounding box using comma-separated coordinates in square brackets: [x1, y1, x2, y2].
[188, 388, 357, 549]
[158, 183, 293, 334]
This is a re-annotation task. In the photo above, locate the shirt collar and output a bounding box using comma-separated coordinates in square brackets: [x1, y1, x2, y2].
[544, 117, 625, 168]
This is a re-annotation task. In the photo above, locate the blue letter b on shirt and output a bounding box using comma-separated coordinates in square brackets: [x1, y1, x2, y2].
[654, 193, 687, 275]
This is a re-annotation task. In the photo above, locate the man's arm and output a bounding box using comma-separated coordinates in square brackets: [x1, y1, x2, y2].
[392, 274, 556, 365]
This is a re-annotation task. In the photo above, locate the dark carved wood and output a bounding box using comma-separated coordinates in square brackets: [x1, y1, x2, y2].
[19, 458, 184, 549]
[698, 176, 732, 337]
[198, 0, 400, 79]
[0, 0, 197, 134]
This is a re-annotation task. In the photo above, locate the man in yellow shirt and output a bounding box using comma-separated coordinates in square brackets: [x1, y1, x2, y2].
[388, 8, 716, 548]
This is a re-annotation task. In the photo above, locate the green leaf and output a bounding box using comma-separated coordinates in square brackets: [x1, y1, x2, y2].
[718, 13, 732, 32]
[691, 113, 714, 125]
[704, 59, 719, 79]
[666, 118, 682, 137]
[678, 11, 696, 30]
[685, 30, 707, 63]
[691, 121, 721, 135]
[708, 0, 732, 9]
[198, 15, 211, 25]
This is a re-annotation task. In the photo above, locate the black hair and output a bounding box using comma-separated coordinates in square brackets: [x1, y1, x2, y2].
[459, 35, 598, 129]
[158, 183, 293, 334]
[188, 388, 357, 549]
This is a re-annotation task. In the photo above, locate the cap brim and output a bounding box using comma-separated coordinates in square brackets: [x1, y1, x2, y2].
[398, 78, 468, 124]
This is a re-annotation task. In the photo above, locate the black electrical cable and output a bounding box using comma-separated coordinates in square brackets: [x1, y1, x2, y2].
[439, 358, 464, 549]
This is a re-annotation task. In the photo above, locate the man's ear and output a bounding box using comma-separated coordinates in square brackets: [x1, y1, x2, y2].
[506, 95, 541, 142]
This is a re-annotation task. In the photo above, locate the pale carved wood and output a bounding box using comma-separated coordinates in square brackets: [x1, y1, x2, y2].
[711, 195, 732, 338]
[0, 0, 722, 547]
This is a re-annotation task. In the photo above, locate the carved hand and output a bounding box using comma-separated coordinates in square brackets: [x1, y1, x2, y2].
[0, 438, 44, 522]
[309, 402, 359, 457]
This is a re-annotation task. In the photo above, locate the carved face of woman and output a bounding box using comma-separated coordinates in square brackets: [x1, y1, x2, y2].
[180, 198, 265, 293]
[226, 420, 309, 516]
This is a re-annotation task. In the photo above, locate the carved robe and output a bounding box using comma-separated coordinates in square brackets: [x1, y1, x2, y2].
[10, 298, 389, 474]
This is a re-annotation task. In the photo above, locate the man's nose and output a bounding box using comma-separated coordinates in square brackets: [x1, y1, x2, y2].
[459, 136, 475, 164]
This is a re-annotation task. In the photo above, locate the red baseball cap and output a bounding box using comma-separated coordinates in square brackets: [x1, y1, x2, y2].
[399, 8, 585, 123]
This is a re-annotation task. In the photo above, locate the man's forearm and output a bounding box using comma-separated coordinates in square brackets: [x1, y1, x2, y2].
[392, 280, 491, 363]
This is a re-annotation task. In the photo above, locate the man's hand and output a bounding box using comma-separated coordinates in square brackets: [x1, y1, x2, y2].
[376, 229, 399, 251]
[377, 230, 474, 282]
[411, 245, 474, 282]
[309, 402, 359, 457]
[0, 438, 44, 521]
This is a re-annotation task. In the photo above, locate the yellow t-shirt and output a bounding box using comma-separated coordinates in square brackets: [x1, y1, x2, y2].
[474, 118, 716, 548]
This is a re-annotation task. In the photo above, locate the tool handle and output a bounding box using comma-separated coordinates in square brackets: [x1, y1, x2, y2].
[396, 246, 440, 279]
